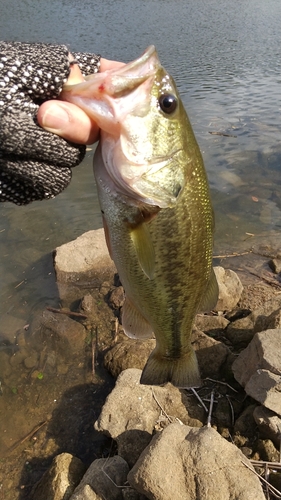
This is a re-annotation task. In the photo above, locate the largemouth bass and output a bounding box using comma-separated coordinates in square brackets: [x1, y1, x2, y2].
[61, 46, 218, 388]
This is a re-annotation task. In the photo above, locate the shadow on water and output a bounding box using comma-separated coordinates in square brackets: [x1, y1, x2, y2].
[17, 381, 115, 500]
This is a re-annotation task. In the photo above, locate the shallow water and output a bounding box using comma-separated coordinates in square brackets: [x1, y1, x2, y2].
[0, 0, 281, 493]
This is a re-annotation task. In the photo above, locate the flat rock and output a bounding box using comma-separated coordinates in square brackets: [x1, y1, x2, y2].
[214, 266, 243, 311]
[70, 456, 129, 500]
[94, 368, 203, 468]
[31, 452, 86, 500]
[194, 314, 229, 335]
[128, 423, 265, 500]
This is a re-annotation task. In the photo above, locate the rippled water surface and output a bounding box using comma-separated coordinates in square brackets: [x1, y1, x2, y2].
[0, 0, 280, 489]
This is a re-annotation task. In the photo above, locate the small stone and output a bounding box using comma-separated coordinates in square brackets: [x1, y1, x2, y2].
[108, 287, 125, 310]
[23, 351, 38, 369]
[225, 315, 255, 347]
[269, 258, 281, 274]
[104, 339, 155, 379]
[192, 329, 230, 378]
[194, 314, 229, 336]
[256, 439, 280, 462]
[213, 266, 243, 311]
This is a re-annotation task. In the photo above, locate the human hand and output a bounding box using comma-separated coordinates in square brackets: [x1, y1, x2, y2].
[0, 42, 101, 204]
[37, 57, 125, 145]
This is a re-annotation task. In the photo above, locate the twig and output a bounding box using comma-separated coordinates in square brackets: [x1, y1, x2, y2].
[190, 388, 208, 413]
[208, 131, 237, 138]
[242, 460, 281, 498]
[213, 251, 251, 259]
[206, 390, 215, 428]
[46, 306, 87, 319]
[205, 378, 239, 393]
[152, 389, 173, 423]
[4, 421, 47, 456]
[226, 395, 235, 426]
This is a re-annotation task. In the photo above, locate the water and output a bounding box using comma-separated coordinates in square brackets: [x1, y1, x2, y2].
[0, 0, 280, 492]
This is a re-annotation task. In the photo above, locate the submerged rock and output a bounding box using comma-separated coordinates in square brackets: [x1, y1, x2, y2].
[128, 423, 266, 500]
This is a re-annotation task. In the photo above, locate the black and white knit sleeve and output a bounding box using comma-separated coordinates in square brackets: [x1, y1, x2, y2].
[0, 41, 100, 205]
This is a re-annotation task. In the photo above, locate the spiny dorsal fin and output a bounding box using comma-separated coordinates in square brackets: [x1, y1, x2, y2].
[198, 268, 219, 313]
[122, 296, 154, 339]
[130, 223, 155, 279]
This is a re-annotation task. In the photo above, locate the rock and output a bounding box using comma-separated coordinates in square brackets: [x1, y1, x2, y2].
[194, 314, 229, 336]
[192, 329, 230, 378]
[253, 406, 281, 447]
[232, 328, 281, 385]
[108, 287, 125, 310]
[225, 315, 255, 347]
[269, 258, 281, 274]
[41, 310, 87, 355]
[234, 404, 258, 440]
[244, 370, 281, 416]
[23, 350, 39, 369]
[213, 266, 243, 311]
[94, 369, 203, 468]
[54, 229, 116, 303]
[31, 452, 86, 500]
[104, 339, 156, 379]
[70, 484, 101, 500]
[128, 423, 266, 500]
[70, 456, 129, 500]
[251, 298, 281, 331]
[256, 439, 280, 462]
[254, 307, 281, 334]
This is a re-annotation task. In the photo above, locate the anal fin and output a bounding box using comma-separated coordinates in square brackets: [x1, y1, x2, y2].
[122, 297, 154, 339]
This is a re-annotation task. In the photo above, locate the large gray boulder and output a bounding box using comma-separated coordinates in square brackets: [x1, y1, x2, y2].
[128, 423, 266, 500]
[94, 369, 203, 468]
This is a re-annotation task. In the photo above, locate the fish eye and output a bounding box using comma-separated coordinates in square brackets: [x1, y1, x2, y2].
[158, 94, 178, 114]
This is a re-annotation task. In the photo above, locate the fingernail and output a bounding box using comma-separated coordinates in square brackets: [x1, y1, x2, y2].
[41, 104, 70, 131]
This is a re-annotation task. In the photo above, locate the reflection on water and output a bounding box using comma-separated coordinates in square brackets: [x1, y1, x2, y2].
[0, 0, 280, 493]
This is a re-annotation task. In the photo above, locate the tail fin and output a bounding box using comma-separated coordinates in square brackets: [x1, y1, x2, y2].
[140, 347, 201, 388]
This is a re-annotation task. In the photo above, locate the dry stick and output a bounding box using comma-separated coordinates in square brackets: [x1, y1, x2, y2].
[4, 421, 47, 456]
[46, 306, 87, 319]
[213, 251, 251, 259]
[190, 388, 209, 413]
[206, 390, 215, 428]
[152, 388, 173, 423]
[208, 131, 237, 138]
[226, 395, 235, 427]
[205, 377, 239, 393]
[242, 460, 281, 499]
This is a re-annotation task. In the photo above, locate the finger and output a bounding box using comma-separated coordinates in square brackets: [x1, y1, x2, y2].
[37, 101, 100, 145]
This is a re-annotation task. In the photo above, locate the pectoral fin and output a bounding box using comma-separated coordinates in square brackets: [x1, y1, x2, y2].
[198, 268, 219, 312]
[122, 297, 154, 339]
[130, 223, 155, 279]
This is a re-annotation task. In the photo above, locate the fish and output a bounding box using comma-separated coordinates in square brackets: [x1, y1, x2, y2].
[61, 45, 218, 388]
